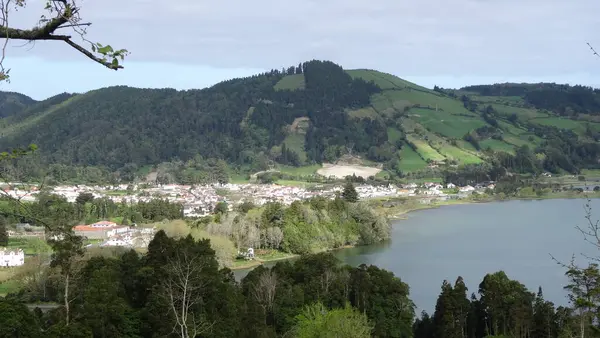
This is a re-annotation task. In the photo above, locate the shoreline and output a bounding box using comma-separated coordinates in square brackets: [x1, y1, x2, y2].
[383, 192, 600, 220]
[227, 192, 599, 271]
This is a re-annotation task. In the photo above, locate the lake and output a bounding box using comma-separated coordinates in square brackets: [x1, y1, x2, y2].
[234, 198, 600, 314]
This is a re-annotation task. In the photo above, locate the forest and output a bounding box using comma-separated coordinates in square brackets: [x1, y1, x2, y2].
[459, 83, 600, 117]
[0, 165, 598, 337]
[1, 227, 598, 338]
[0, 60, 382, 173]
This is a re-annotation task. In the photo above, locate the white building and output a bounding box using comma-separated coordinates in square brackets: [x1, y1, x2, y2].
[0, 248, 25, 267]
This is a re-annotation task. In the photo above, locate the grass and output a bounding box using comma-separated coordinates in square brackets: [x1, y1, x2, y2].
[398, 142, 428, 172]
[278, 165, 321, 176]
[7, 237, 50, 255]
[347, 107, 379, 119]
[275, 180, 317, 187]
[471, 95, 525, 105]
[531, 117, 600, 134]
[0, 279, 19, 296]
[387, 127, 403, 143]
[479, 139, 516, 154]
[283, 133, 308, 163]
[406, 135, 445, 162]
[397, 91, 477, 116]
[370, 91, 411, 115]
[346, 69, 435, 93]
[230, 249, 298, 270]
[409, 109, 487, 139]
[437, 144, 482, 164]
[274, 74, 305, 91]
[489, 104, 549, 120]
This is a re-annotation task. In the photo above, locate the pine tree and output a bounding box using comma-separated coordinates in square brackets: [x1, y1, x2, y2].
[342, 181, 359, 203]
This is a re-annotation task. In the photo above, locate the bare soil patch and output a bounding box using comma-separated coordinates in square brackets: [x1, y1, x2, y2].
[317, 164, 381, 179]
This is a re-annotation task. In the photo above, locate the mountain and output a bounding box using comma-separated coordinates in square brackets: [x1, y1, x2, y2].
[0, 60, 599, 183]
[0, 91, 36, 118]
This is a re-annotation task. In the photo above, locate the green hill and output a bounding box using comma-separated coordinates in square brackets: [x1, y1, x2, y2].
[0, 60, 599, 183]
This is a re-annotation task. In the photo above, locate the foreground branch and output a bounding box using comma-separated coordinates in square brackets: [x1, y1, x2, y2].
[0, 0, 127, 78]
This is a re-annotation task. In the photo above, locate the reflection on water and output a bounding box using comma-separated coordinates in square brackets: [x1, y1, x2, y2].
[331, 240, 392, 266]
[232, 198, 599, 313]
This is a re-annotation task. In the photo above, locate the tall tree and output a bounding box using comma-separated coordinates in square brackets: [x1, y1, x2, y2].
[48, 228, 85, 326]
[532, 286, 557, 338]
[342, 181, 359, 203]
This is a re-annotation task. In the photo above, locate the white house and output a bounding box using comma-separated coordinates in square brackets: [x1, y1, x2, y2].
[0, 248, 25, 267]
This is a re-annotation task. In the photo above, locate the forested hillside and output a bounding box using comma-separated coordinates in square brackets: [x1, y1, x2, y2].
[0, 60, 599, 183]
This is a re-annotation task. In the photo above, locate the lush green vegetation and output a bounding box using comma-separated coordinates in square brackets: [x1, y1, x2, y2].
[1, 61, 599, 186]
[1, 219, 600, 337]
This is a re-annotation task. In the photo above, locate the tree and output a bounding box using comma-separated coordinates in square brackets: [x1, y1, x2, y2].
[564, 263, 600, 337]
[0, 0, 128, 81]
[161, 244, 216, 338]
[292, 302, 372, 338]
[0, 300, 41, 337]
[251, 269, 278, 326]
[0, 216, 7, 246]
[48, 228, 85, 326]
[342, 181, 359, 203]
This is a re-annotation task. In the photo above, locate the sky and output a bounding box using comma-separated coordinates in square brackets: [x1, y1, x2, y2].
[2, 0, 600, 100]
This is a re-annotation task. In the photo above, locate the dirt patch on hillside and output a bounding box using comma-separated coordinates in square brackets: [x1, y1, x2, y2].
[287, 116, 310, 133]
[317, 164, 381, 179]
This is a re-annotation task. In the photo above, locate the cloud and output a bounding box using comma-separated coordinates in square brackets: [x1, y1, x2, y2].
[5, 0, 600, 78]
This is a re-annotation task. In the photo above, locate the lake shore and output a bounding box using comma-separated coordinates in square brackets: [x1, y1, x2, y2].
[227, 191, 600, 271]
[377, 190, 600, 220]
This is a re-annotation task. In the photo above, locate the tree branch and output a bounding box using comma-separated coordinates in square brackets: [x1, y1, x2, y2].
[63, 38, 122, 70]
[587, 42, 599, 58]
[0, 0, 127, 77]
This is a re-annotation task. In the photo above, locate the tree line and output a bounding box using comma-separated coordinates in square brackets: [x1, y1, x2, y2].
[1, 228, 599, 337]
[0, 60, 383, 175]
[460, 83, 600, 117]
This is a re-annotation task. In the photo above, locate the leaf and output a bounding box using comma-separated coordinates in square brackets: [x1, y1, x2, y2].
[97, 45, 114, 55]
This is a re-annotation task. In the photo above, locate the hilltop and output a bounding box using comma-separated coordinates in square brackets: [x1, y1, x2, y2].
[0, 60, 598, 183]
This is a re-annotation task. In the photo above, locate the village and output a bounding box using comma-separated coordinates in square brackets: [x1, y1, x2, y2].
[0, 179, 494, 267]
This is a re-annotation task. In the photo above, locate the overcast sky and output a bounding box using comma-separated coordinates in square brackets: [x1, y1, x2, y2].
[2, 0, 600, 100]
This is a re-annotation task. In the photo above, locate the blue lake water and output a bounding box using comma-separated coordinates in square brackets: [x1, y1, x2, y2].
[236, 198, 600, 314]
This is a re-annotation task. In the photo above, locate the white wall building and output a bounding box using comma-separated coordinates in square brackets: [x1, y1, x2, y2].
[0, 248, 25, 267]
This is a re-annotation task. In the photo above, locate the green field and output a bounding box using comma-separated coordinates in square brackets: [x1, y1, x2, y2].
[436, 144, 482, 164]
[531, 117, 600, 133]
[347, 69, 434, 92]
[283, 133, 308, 163]
[274, 74, 305, 91]
[489, 104, 549, 120]
[7, 237, 50, 255]
[406, 135, 445, 162]
[278, 165, 321, 176]
[479, 139, 516, 154]
[409, 108, 486, 139]
[347, 107, 379, 119]
[398, 143, 428, 172]
[387, 127, 403, 143]
[370, 91, 412, 115]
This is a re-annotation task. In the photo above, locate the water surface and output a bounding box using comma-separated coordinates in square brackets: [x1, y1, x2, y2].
[237, 198, 600, 313]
